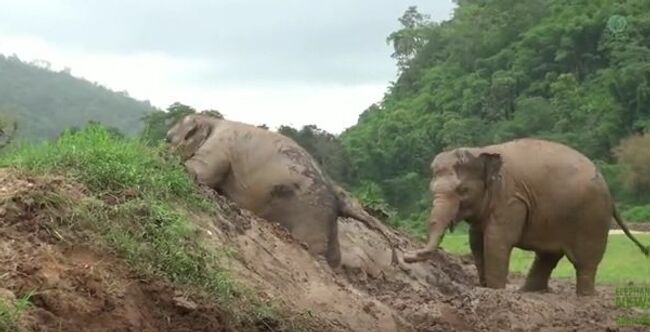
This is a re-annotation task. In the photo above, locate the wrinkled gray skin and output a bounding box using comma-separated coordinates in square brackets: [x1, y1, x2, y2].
[166, 113, 402, 268]
[404, 138, 649, 296]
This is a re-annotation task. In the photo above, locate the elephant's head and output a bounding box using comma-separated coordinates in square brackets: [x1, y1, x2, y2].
[404, 148, 502, 262]
[166, 114, 213, 161]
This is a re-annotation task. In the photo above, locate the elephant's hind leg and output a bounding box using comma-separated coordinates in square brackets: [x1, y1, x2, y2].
[520, 252, 563, 292]
[574, 265, 599, 296]
[567, 211, 608, 296]
[565, 229, 607, 296]
[569, 236, 606, 297]
[325, 219, 341, 268]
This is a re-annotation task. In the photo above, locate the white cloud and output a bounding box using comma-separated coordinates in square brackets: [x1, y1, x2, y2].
[0, 1, 455, 134]
[0, 34, 385, 133]
[184, 83, 386, 133]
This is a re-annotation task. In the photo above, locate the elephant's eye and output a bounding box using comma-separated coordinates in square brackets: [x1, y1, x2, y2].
[456, 186, 469, 195]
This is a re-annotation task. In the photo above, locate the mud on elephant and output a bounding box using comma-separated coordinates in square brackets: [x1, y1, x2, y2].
[404, 138, 649, 296]
[166, 112, 403, 268]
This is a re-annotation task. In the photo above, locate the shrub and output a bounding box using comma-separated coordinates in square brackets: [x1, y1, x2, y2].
[621, 205, 650, 223]
[614, 133, 650, 196]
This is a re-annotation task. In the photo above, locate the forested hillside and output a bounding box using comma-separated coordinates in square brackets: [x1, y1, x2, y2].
[338, 0, 650, 233]
[0, 55, 156, 141]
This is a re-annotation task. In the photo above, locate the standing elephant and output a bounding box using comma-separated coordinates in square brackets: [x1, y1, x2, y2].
[166, 113, 400, 268]
[404, 138, 649, 296]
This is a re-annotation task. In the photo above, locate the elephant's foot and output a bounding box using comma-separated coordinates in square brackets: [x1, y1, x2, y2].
[483, 282, 507, 290]
[403, 249, 434, 263]
[518, 283, 551, 293]
[576, 267, 598, 296]
[520, 276, 551, 293]
[576, 288, 597, 297]
[316, 255, 341, 274]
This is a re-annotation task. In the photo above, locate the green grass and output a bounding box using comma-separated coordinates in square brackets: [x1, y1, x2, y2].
[0, 124, 200, 201]
[0, 293, 32, 332]
[0, 124, 294, 328]
[440, 233, 650, 285]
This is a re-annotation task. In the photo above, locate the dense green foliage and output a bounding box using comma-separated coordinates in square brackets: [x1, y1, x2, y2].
[338, 1, 650, 229]
[0, 55, 156, 141]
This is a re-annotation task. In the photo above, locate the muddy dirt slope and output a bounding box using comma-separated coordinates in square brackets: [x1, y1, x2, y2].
[0, 169, 647, 331]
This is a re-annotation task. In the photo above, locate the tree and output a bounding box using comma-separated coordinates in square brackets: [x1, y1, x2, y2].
[140, 102, 197, 144]
[386, 6, 434, 71]
[277, 124, 351, 183]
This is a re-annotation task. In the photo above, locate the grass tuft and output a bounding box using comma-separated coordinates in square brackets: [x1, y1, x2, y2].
[1, 124, 201, 204]
[0, 292, 32, 332]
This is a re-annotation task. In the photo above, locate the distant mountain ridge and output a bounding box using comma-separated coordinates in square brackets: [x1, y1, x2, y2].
[0, 54, 158, 141]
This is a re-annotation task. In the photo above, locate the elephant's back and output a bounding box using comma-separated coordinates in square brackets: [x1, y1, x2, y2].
[493, 138, 612, 215]
[494, 138, 599, 183]
[222, 124, 335, 212]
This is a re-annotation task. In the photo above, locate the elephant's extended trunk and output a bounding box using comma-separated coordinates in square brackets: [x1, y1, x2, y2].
[404, 196, 459, 263]
[423, 196, 460, 250]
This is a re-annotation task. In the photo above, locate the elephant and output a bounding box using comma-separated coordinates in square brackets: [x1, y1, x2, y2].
[165, 112, 401, 268]
[403, 138, 649, 296]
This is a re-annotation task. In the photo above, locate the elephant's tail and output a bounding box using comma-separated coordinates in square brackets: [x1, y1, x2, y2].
[333, 187, 411, 271]
[335, 191, 393, 243]
[613, 205, 650, 257]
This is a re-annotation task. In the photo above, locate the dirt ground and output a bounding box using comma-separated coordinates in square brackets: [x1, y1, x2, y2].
[0, 170, 251, 332]
[1, 169, 648, 332]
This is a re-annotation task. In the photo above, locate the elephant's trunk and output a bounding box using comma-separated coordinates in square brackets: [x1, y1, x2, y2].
[404, 195, 459, 263]
[422, 195, 460, 251]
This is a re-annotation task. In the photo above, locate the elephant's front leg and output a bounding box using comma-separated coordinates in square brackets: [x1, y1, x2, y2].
[482, 202, 526, 289]
[184, 153, 231, 189]
[469, 227, 486, 287]
[482, 228, 513, 289]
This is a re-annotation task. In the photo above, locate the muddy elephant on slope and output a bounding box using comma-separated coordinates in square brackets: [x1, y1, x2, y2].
[166, 113, 401, 268]
[404, 138, 649, 296]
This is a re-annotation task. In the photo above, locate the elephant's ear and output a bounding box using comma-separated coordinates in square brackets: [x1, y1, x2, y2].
[180, 117, 212, 156]
[478, 153, 502, 187]
[183, 120, 199, 140]
[187, 117, 212, 141]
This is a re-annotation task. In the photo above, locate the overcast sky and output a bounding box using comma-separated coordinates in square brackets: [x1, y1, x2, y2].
[0, 0, 455, 133]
